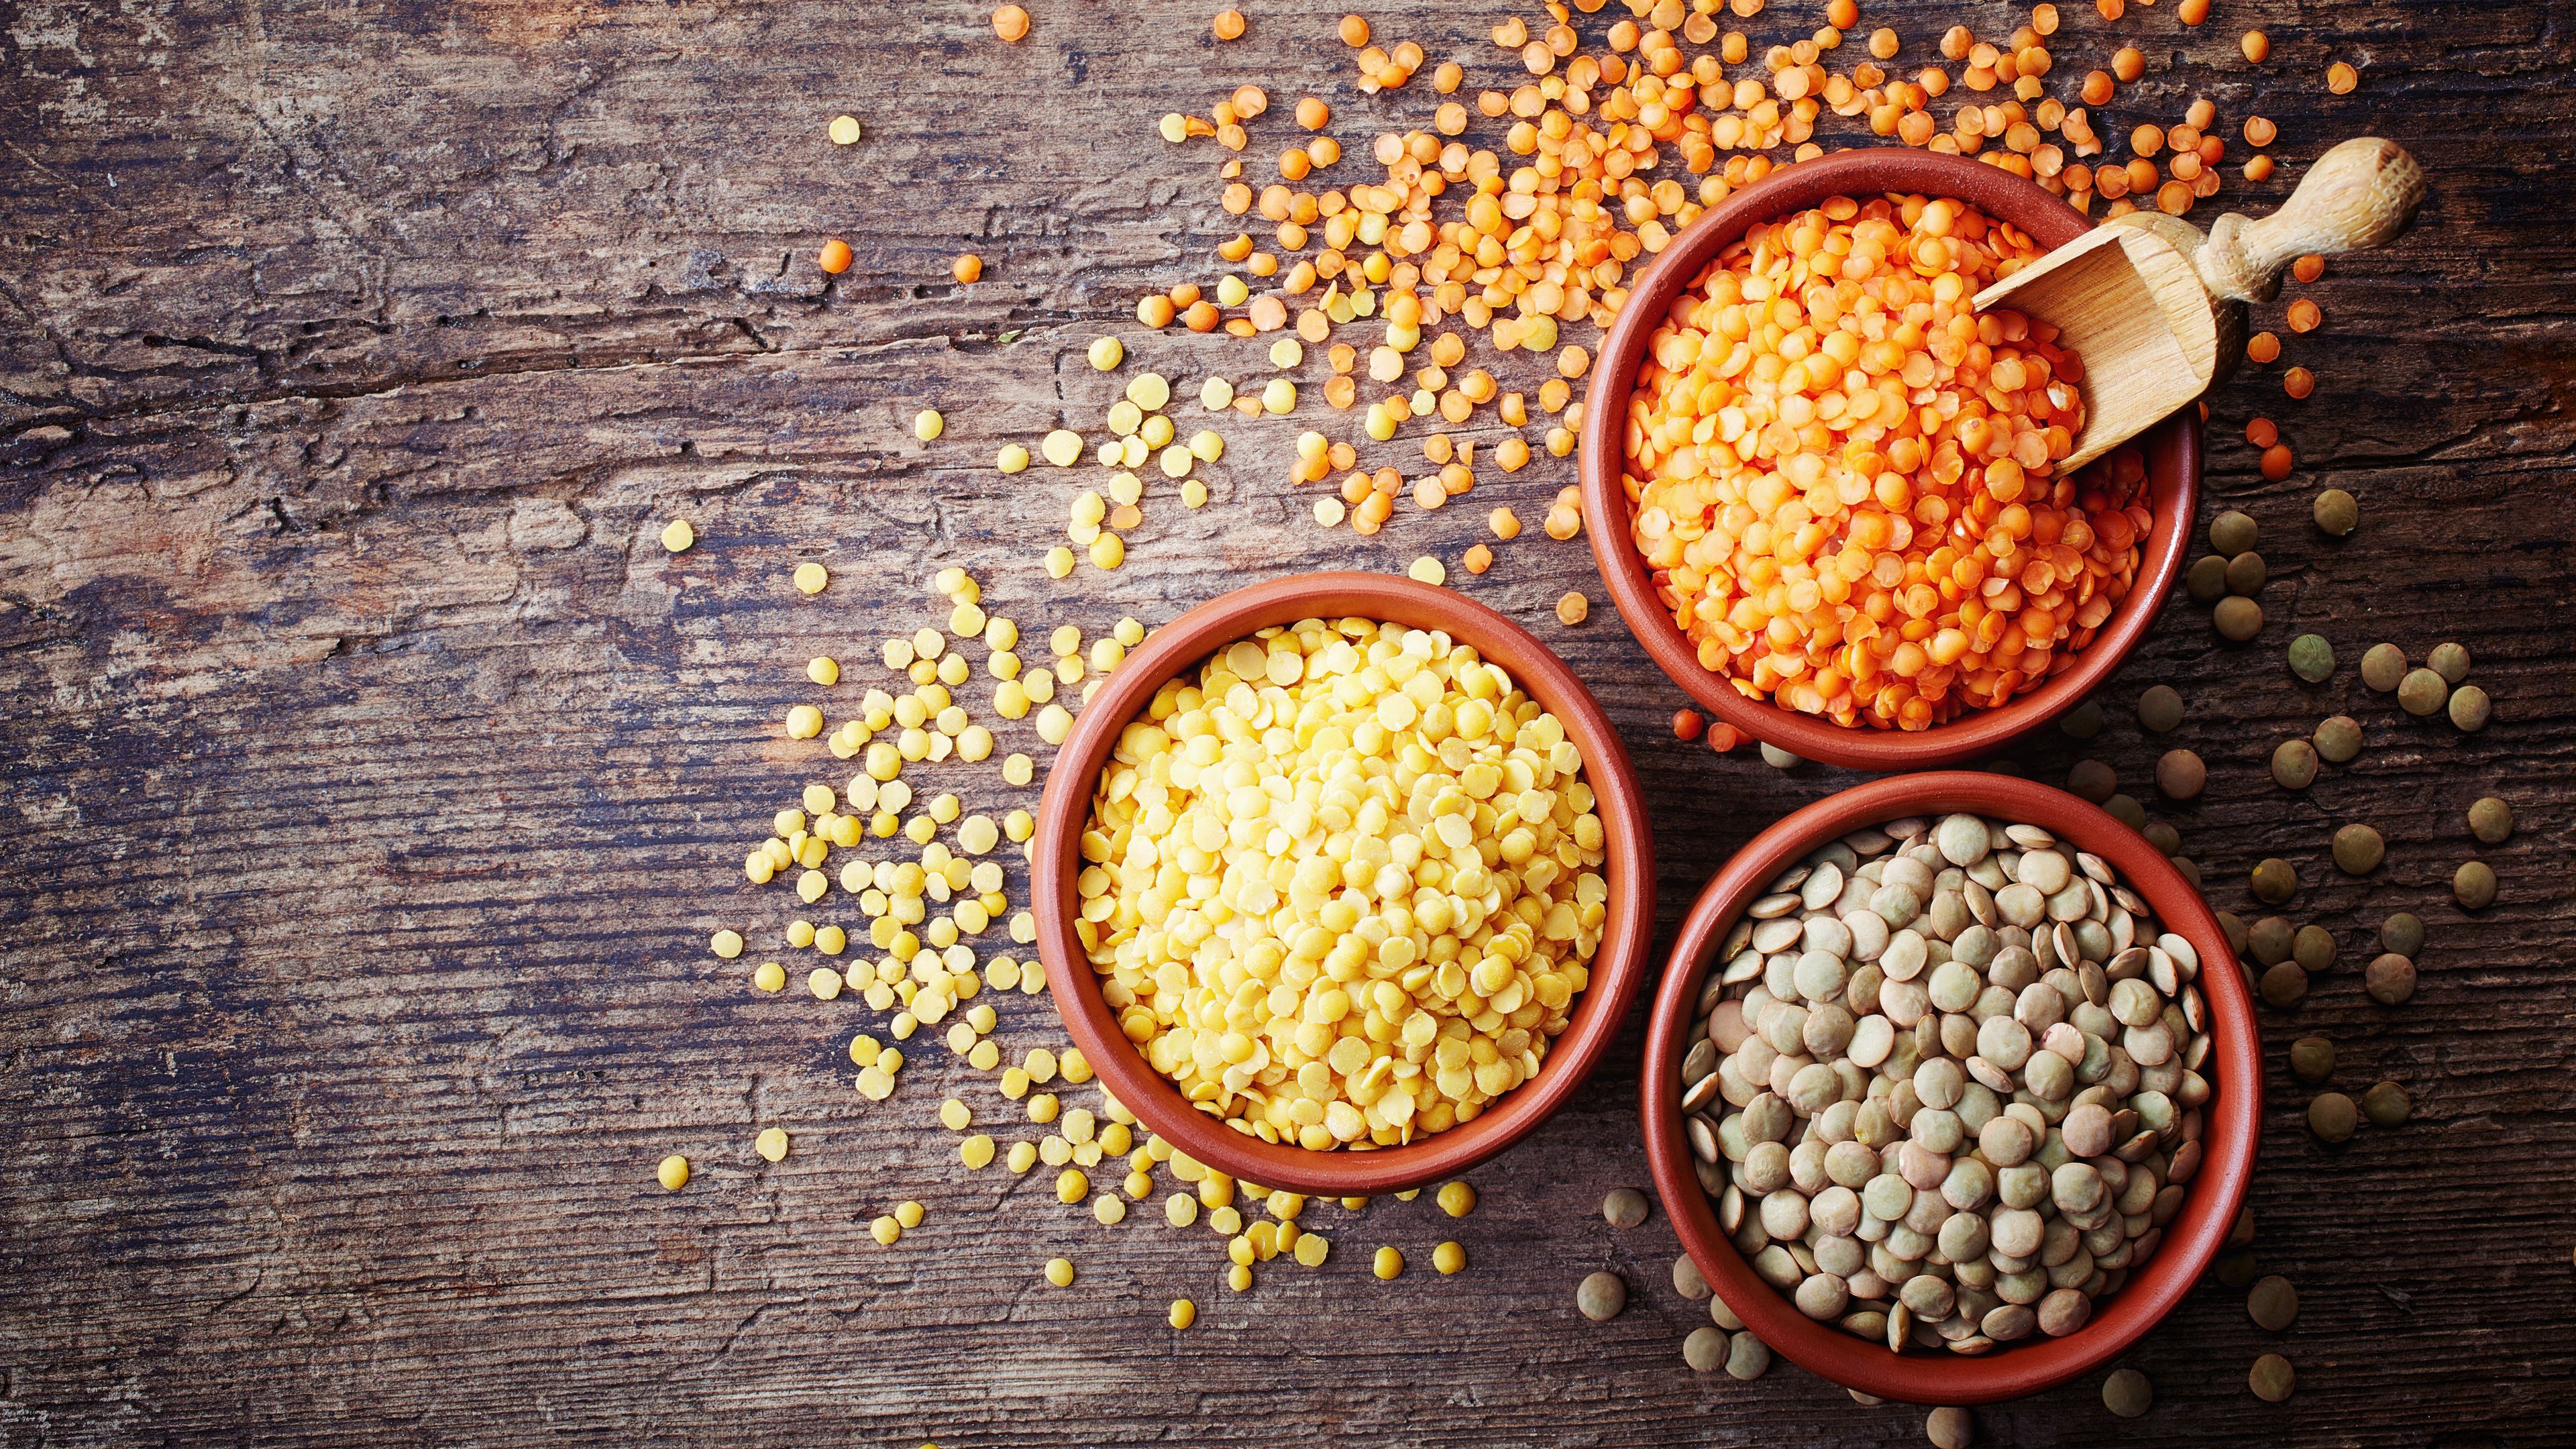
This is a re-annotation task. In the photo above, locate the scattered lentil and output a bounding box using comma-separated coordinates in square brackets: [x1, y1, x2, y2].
[660, 519, 696, 553]
[2448, 686, 2490, 732]
[755, 1127, 790, 1163]
[2427, 642, 2471, 684]
[1373, 1246, 1405, 1281]
[2214, 596, 2264, 642]
[1556, 592, 1589, 625]
[2157, 748, 2206, 800]
[817, 239, 852, 275]
[1927, 1407, 1974, 1449]
[1576, 1271, 1627, 1322]
[2313, 716, 2362, 763]
[2247, 1275, 2299, 1330]
[2382, 911, 2428, 956]
[2059, 699, 2104, 739]
[2210, 511, 2258, 555]
[2365, 953, 2416, 1004]
[1602, 1187, 1650, 1230]
[657, 1155, 690, 1191]
[2250, 1353, 2296, 1401]
[2362, 1080, 2412, 1126]
[2288, 1036, 2335, 1083]
[2259, 961, 2307, 1008]
[2137, 685, 2185, 732]
[1725, 1332, 1771, 1381]
[1438, 1182, 1479, 1219]
[2184, 555, 2229, 604]
[2359, 644, 2407, 692]
[2467, 798, 2514, 845]
[2306, 1092, 2356, 1143]
[1683, 1325, 1729, 1371]
[2286, 634, 2334, 683]
[2252, 857, 2298, 904]
[2453, 860, 2497, 909]
[2397, 668, 2449, 717]
[1167, 1298, 1196, 1329]
[2102, 1368, 2153, 1418]
[2332, 824, 2385, 875]
[2224, 552, 2267, 596]
[991, 3, 1029, 41]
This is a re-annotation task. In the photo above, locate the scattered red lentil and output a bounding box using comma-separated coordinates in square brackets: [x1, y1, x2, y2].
[1673, 709, 1705, 741]
[952, 253, 984, 284]
[991, 3, 1030, 42]
[2247, 331, 2283, 364]
[1462, 543, 1494, 574]
[1556, 592, 1590, 626]
[2244, 115, 2279, 146]
[2113, 47, 2145, 83]
[2292, 254, 2326, 284]
[2287, 299, 2324, 333]
[2245, 417, 2278, 448]
[2241, 31, 2270, 63]
[817, 239, 853, 274]
[2245, 155, 2276, 182]
[2284, 366, 2316, 400]
[2326, 61, 2359, 94]
[2178, 0, 2209, 25]
[1212, 7, 1245, 40]
[1338, 13, 1368, 46]
[1709, 722, 1743, 753]
[2261, 444, 2294, 480]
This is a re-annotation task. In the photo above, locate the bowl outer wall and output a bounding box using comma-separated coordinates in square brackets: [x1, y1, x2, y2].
[1033, 572, 1657, 1196]
[1639, 773, 2259, 1403]
[1577, 147, 2202, 771]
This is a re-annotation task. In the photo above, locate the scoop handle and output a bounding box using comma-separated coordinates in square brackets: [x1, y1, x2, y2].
[2194, 137, 2427, 304]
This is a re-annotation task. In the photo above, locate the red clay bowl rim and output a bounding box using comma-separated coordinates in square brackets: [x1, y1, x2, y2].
[1033, 572, 1658, 1196]
[1638, 772, 2259, 1404]
[1578, 147, 2202, 772]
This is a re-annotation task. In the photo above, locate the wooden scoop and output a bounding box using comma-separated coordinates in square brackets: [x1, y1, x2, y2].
[1976, 136, 2428, 471]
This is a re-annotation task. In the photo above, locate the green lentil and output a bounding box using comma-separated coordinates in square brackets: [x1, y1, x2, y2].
[2186, 554, 2230, 603]
[2292, 924, 2337, 972]
[2359, 643, 2407, 692]
[2453, 860, 2498, 909]
[2332, 823, 2385, 875]
[2249, 1354, 2296, 1402]
[1709, 1294, 1743, 1332]
[2314, 715, 2363, 763]
[2448, 685, 2490, 731]
[1759, 743, 1802, 769]
[2217, 910, 2251, 957]
[2142, 820, 2182, 855]
[2224, 551, 2268, 596]
[2059, 698, 2104, 739]
[2362, 1079, 2412, 1126]
[2286, 633, 2334, 683]
[2259, 961, 2308, 1008]
[2067, 759, 2116, 802]
[2398, 667, 2449, 716]
[1682, 1326, 1729, 1372]
[2210, 509, 2259, 555]
[2427, 641, 2471, 684]
[2247, 1275, 2299, 1330]
[2155, 749, 2206, 800]
[2288, 1036, 2335, 1083]
[2105, 792, 2148, 830]
[2311, 487, 2358, 536]
[2381, 911, 2426, 956]
[1724, 1330, 1770, 1381]
[2306, 1091, 2357, 1143]
[2248, 916, 2295, 965]
[1603, 1188, 1650, 1230]
[1673, 1254, 1712, 1301]
[2271, 738, 2319, 788]
[2102, 1369, 2154, 1419]
[2467, 797, 2514, 845]
[2137, 685, 2186, 733]
[1576, 1271, 1627, 1322]
[2252, 857, 2298, 904]
[2214, 595, 2265, 642]
[2365, 952, 2416, 1004]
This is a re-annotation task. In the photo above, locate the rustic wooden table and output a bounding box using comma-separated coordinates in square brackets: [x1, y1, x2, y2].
[5, 1, 2571, 1444]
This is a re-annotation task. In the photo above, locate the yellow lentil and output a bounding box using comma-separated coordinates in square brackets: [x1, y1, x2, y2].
[1167, 1193, 1202, 1227]
[939, 1098, 973, 1131]
[792, 562, 828, 595]
[894, 1199, 925, 1229]
[828, 115, 863, 146]
[1432, 1240, 1467, 1274]
[657, 1155, 690, 1191]
[1089, 337, 1126, 371]
[1373, 1246, 1405, 1280]
[961, 1134, 996, 1168]
[1169, 1299, 1197, 1329]
[755, 1128, 790, 1163]
[1408, 555, 1448, 586]
[1294, 1231, 1330, 1267]
[808, 966, 843, 1000]
[1045, 1256, 1075, 1287]
[1057, 1169, 1089, 1203]
[1007, 1141, 1039, 1173]
[870, 1215, 901, 1245]
[710, 929, 745, 959]
[660, 519, 695, 553]
[1437, 1181, 1478, 1218]
[1228, 1263, 1253, 1291]
[914, 409, 945, 441]
[1093, 1194, 1128, 1226]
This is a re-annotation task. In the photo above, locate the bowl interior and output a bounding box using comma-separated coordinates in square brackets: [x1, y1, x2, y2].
[1641, 772, 2258, 1404]
[1033, 572, 1656, 1196]
[1578, 148, 2202, 771]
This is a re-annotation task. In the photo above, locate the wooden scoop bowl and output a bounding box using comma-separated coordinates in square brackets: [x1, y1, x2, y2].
[1978, 136, 2428, 471]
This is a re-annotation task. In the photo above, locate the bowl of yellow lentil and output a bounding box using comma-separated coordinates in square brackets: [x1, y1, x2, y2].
[1578, 148, 2200, 771]
[1032, 572, 1655, 1196]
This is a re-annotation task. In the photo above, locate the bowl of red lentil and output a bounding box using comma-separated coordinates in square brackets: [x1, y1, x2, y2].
[1578, 148, 2199, 771]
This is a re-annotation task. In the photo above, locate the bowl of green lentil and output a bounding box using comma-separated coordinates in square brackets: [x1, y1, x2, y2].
[1034, 572, 1657, 1197]
[1641, 772, 2259, 1403]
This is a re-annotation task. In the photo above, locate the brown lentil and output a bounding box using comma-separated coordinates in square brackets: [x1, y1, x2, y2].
[2397, 667, 2449, 716]
[1927, 1407, 1974, 1449]
[2270, 738, 2318, 789]
[2060, 698, 2105, 739]
[2137, 684, 2185, 732]
[2214, 595, 2264, 642]
[2312, 488, 2358, 536]
[2286, 633, 2334, 683]
[2427, 641, 2472, 684]
[2313, 716, 2362, 763]
[2247, 1275, 2299, 1330]
[2068, 757, 2117, 802]
[2210, 510, 2259, 555]
[2467, 797, 2514, 845]
[2453, 860, 2497, 909]
[2224, 552, 2267, 595]
[2360, 643, 2407, 691]
[2332, 823, 2385, 875]
[2186, 555, 2230, 603]
[2258, 960, 2307, 1008]
[2382, 911, 2428, 956]
[2306, 1091, 2356, 1143]
[2250, 1354, 2296, 1402]
[2252, 857, 2298, 904]
[2362, 1080, 2412, 1126]
[2103, 1368, 2154, 1419]
[2157, 748, 2207, 800]
[2288, 1036, 2335, 1083]
[2364, 952, 2416, 1004]
[2292, 924, 2337, 973]
[2449, 686, 2491, 731]
[2249, 916, 2296, 965]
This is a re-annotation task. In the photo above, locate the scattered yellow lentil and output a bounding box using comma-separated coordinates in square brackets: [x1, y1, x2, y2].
[1437, 1181, 1477, 1218]
[961, 1134, 996, 1169]
[752, 961, 786, 992]
[1432, 1240, 1467, 1274]
[1556, 592, 1589, 626]
[792, 562, 829, 595]
[660, 519, 696, 553]
[1169, 1298, 1197, 1330]
[914, 409, 945, 441]
[1407, 555, 1448, 586]
[710, 929, 745, 959]
[1373, 1246, 1405, 1280]
[657, 1155, 690, 1191]
[828, 115, 863, 146]
[1045, 1256, 1075, 1287]
[755, 1128, 790, 1163]
[1057, 1169, 1089, 1203]
[870, 1215, 901, 1245]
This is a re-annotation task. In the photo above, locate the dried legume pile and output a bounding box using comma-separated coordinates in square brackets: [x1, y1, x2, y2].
[1680, 812, 2211, 1354]
[1624, 195, 2146, 729]
[1077, 617, 1610, 1147]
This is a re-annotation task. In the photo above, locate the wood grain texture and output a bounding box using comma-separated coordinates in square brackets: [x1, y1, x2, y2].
[3, 2, 2573, 1446]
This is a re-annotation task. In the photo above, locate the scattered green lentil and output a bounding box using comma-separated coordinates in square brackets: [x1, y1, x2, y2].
[2137, 685, 2186, 732]
[2155, 749, 2206, 800]
[2333, 823, 2385, 874]
[1672, 1254, 1711, 1301]
[2259, 961, 2308, 1008]
[2397, 667, 2449, 716]
[1683, 1326, 1729, 1372]
[2381, 911, 2426, 956]
[2186, 554, 2230, 603]
[2215, 595, 2265, 641]
[2467, 797, 2514, 845]
[2453, 860, 2498, 909]
[2427, 641, 2471, 684]
[2286, 633, 2335, 683]
[2059, 698, 2104, 739]
[2248, 916, 2295, 965]
[2249, 1354, 2296, 1402]
[2362, 1079, 2412, 1126]
[2360, 643, 2407, 691]
[2314, 715, 2363, 763]
[2248, 1275, 2300, 1330]
[2312, 488, 2358, 535]
[2448, 685, 2490, 731]
[1709, 1295, 1743, 1332]
[2307, 1091, 2357, 1143]
[2252, 857, 2298, 904]
[2105, 793, 2149, 831]
[1576, 1271, 1627, 1322]
[2224, 551, 2268, 596]
[2271, 738, 2318, 789]
[2288, 1036, 2335, 1083]
[1926, 1407, 1974, 1449]
[2210, 509, 2259, 555]
[2292, 924, 2337, 973]
[1603, 1188, 1650, 1230]
[2143, 820, 2183, 855]
[1724, 1331, 1771, 1381]
[2067, 759, 2116, 802]
[2102, 1369, 2154, 1419]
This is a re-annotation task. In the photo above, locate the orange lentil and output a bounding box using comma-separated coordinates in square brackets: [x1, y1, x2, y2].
[2156, 180, 2194, 215]
[2096, 0, 2123, 15]
[1295, 97, 1330, 131]
[2292, 254, 2326, 284]
[1672, 709, 1705, 741]
[2112, 47, 2144, 83]
[2287, 299, 2323, 333]
[2245, 154, 2275, 182]
[2178, 0, 2208, 22]
[2082, 70, 2114, 105]
[2186, 98, 2216, 129]
[1709, 722, 1743, 753]
[817, 239, 853, 274]
[1339, 14, 1369, 46]
[2244, 115, 2278, 146]
[2245, 417, 2277, 449]
[1138, 293, 1176, 328]
[2326, 62, 2358, 94]
[2247, 331, 2282, 364]
[1183, 300, 1220, 331]
[952, 253, 983, 284]
[991, 3, 1030, 41]
[1623, 195, 2142, 733]
[2241, 30, 2270, 62]
[1556, 592, 1590, 626]
[2260, 445, 2294, 481]
[2284, 366, 2315, 400]
[1212, 7, 1245, 40]
[2131, 124, 2163, 157]
[1463, 543, 1494, 574]
[1828, 0, 1859, 26]
[2033, 4, 2059, 35]
[1489, 506, 1522, 541]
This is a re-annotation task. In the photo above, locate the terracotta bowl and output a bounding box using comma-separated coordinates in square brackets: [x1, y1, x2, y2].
[1640, 772, 2259, 1404]
[1577, 148, 2201, 771]
[1033, 572, 1656, 1196]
